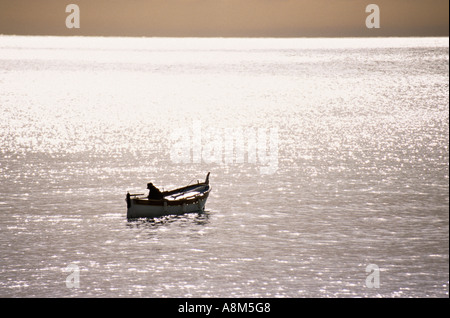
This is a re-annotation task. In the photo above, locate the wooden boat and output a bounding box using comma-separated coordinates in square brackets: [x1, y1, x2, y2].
[126, 172, 211, 218]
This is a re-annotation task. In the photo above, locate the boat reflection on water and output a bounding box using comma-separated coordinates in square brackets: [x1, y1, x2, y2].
[125, 211, 211, 229]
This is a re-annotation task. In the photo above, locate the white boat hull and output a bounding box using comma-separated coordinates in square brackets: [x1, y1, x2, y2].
[127, 191, 210, 218]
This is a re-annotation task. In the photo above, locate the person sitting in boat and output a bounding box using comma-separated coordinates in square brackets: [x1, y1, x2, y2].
[147, 182, 164, 200]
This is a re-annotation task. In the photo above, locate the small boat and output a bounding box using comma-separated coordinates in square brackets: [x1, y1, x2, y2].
[126, 172, 211, 218]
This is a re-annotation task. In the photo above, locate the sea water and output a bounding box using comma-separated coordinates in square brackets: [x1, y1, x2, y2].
[0, 36, 448, 297]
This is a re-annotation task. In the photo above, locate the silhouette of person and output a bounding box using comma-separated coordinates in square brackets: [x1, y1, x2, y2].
[147, 182, 164, 200]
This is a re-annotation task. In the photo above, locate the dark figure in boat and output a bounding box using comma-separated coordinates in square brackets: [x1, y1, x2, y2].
[147, 182, 164, 200]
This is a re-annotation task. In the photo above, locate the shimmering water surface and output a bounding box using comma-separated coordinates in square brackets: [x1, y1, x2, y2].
[0, 36, 448, 297]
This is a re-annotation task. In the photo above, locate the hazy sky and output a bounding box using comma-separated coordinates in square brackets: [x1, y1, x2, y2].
[0, 0, 448, 37]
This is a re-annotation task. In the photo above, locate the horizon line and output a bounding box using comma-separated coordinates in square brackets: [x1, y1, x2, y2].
[1, 34, 449, 39]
